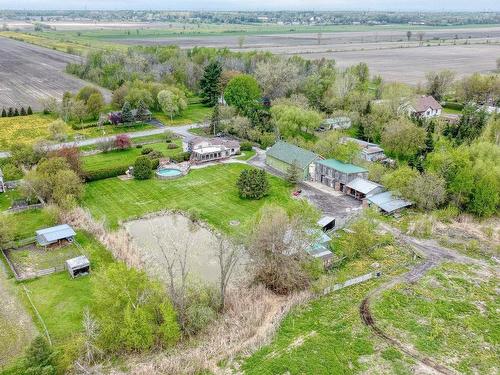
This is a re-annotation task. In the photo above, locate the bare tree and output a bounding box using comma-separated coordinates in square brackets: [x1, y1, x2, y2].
[317, 32, 322, 45]
[79, 308, 102, 366]
[237, 35, 246, 49]
[417, 31, 425, 45]
[216, 237, 243, 310]
[406, 30, 412, 41]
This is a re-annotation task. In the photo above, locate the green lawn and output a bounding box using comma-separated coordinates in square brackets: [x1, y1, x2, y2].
[442, 107, 462, 115]
[241, 245, 417, 374]
[3, 209, 58, 241]
[0, 189, 22, 212]
[83, 163, 296, 232]
[236, 150, 256, 160]
[71, 122, 157, 139]
[82, 139, 182, 173]
[373, 262, 499, 374]
[154, 102, 212, 126]
[20, 231, 114, 345]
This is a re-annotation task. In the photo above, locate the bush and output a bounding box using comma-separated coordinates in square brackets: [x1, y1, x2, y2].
[1, 163, 23, 180]
[22, 336, 57, 375]
[141, 147, 154, 155]
[147, 150, 163, 160]
[95, 139, 114, 153]
[167, 143, 179, 149]
[240, 141, 253, 152]
[171, 152, 191, 163]
[114, 134, 131, 150]
[134, 156, 153, 180]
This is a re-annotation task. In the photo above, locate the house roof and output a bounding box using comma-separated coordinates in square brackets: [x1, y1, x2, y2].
[340, 137, 377, 149]
[363, 146, 384, 155]
[66, 255, 90, 269]
[36, 224, 76, 243]
[412, 96, 442, 112]
[316, 159, 367, 174]
[346, 178, 382, 195]
[368, 191, 412, 213]
[266, 141, 319, 170]
[190, 137, 240, 149]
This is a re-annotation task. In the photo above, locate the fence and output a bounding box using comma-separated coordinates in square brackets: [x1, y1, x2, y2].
[320, 271, 382, 296]
[7, 203, 44, 213]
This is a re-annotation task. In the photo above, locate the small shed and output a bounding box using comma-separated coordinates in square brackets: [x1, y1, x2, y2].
[345, 178, 384, 200]
[66, 255, 90, 278]
[36, 224, 76, 247]
[367, 191, 412, 215]
[317, 216, 336, 232]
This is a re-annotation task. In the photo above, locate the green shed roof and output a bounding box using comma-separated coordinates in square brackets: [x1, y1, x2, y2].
[316, 159, 367, 174]
[266, 141, 319, 170]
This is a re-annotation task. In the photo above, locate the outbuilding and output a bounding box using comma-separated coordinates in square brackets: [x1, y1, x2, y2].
[314, 159, 368, 191]
[317, 216, 336, 232]
[367, 191, 412, 215]
[36, 224, 76, 247]
[66, 255, 91, 278]
[345, 177, 384, 201]
[266, 141, 319, 180]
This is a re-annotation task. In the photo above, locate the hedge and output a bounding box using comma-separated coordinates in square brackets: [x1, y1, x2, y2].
[443, 101, 464, 111]
[83, 157, 164, 182]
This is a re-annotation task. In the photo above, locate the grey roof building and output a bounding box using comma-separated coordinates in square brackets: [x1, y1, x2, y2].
[367, 191, 412, 214]
[36, 224, 76, 247]
[345, 177, 385, 200]
[315, 159, 368, 191]
[66, 255, 90, 278]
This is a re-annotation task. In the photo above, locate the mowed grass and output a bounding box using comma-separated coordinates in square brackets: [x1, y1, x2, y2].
[241, 245, 417, 374]
[154, 102, 212, 126]
[20, 231, 114, 345]
[82, 139, 182, 173]
[83, 163, 296, 232]
[373, 262, 500, 374]
[4, 209, 58, 241]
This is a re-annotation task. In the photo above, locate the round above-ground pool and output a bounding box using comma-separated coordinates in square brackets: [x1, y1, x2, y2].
[156, 168, 183, 180]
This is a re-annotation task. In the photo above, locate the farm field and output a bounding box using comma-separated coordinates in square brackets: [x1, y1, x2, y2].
[83, 163, 296, 232]
[241, 245, 418, 374]
[0, 37, 111, 111]
[82, 139, 183, 173]
[373, 262, 500, 374]
[153, 102, 212, 126]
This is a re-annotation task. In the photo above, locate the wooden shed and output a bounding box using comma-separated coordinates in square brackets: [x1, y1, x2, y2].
[66, 256, 90, 278]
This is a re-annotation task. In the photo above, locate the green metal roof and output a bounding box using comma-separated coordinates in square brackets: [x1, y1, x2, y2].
[266, 141, 319, 170]
[316, 159, 367, 174]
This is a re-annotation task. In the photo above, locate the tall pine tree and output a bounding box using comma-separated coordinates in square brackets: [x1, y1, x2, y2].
[200, 60, 222, 107]
[121, 101, 134, 123]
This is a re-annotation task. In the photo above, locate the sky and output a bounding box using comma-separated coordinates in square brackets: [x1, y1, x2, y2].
[1, 0, 499, 11]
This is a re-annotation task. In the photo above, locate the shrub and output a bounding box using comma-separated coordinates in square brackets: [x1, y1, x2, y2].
[147, 150, 163, 160]
[1, 163, 23, 180]
[136, 144, 143, 149]
[171, 152, 191, 163]
[141, 147, 153, 155]
[240, 141, 253, 151]
[114, 134, 131, 150]
[167, 143, 179, 149]
[95, 139, 114, 153]
[134, 156, 153, 180]
[237, 169, 269, 199]
[22, 336, 57, 375]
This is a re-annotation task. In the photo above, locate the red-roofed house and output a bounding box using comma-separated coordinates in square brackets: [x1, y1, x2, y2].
[402, 95, 442, 119]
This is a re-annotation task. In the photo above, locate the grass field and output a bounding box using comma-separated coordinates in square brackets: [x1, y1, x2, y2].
[82, 139, 182, 173]
[373, 262, 499, 374]
[4, 209, 58, 241]
[154, 102, 212, 126]
[83, 163, 296, 232]
[241, 245, 417, 374]
[20, 231, 114, 345]
[0, 114, 55, 149]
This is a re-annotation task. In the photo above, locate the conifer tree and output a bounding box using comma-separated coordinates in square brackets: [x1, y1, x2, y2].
[27, 106, 33, 115]
[1, 108, 6, 117]
[13, 108, 19, 116]
[121, 101, 134, 123]
[7, 107, 13, 117]
[20, 107, 26, 116]
[199, 60, 222, 106]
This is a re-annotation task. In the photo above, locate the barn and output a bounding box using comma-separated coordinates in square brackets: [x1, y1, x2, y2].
[265, 141, 319, 180]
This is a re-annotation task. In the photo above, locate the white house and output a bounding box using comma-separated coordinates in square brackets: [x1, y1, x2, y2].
[402, 95, 442, 119]
[188, 137, 240, 163]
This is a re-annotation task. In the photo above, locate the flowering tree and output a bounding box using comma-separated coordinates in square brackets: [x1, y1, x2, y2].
[114, 134, 131, 150]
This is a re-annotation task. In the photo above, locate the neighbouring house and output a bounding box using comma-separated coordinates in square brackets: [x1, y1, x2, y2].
[0, 168, 4, 193]
[314, 159, 368, 191]
[318, 116, 352, 131]
[402, 95, 442, 119]
[36, 224, 76, 247]
[265, 141, 320, 180]
[66, 255, 90, 278]
[367, 191, 412, 215]
[345, 177, 385, 201]
[188, 137, 240, 163]
[341, 137, 386, 162]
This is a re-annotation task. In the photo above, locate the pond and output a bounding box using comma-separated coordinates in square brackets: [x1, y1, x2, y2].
[124, 213, 247, 286]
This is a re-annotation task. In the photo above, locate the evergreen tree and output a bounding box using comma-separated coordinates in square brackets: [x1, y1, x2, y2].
[237, 169, 269, 199]
[23, 336, 57, 375]
[20, 107, 27, 116]
[27, 106, 33, 115]
[210, 104, 221, 135]
[133, 156, 153, 180]
[7, 107, 13, 117]
[1, 108, 6, 117]
[135, 100, 150, 122]
[121, 101, 134, 123]
[286, 160, 302, 186]
[199, 60, 222, 106]
[13, 108, 19, 116]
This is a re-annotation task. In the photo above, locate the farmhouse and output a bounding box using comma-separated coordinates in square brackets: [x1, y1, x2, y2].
[36, 224, 76, 247]
[367, 191, 412, 215]
[318, 116, 352, 131]
[266, 141, 319, 180]
[341, 137, 386, 162]
[188, 137, 240, 163]
[66, 255, 90, 278]
[314, 159, 368, 191]
[345, 177, 385, 201]
[402, 95, 442, 119]
[0, 168, 4, 193]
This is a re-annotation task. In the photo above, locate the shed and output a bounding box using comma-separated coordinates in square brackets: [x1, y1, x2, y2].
[266, 141, 319, 180]
[36, 224, 76, 247]
[317, 216, 336, 232]
[368, 191, 412, 214]
[66, 255, 90, 278]
[345, 178, 384, 200]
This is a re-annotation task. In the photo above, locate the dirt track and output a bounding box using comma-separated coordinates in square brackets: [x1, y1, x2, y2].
[359, 224, 493, 374]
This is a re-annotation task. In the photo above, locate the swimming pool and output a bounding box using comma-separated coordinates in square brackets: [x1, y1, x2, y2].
[156, 168, 183, 179]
